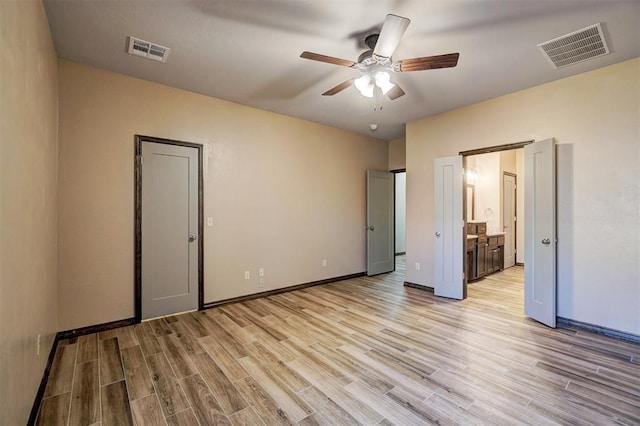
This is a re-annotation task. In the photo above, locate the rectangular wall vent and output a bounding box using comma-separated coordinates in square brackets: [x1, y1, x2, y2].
[127, 36, 170, 63]
[537, 23, 609, 68]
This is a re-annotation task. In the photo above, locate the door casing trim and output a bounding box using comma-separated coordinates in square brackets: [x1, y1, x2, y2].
[134, 135, 204, 323]
[459, 139, 533, 299]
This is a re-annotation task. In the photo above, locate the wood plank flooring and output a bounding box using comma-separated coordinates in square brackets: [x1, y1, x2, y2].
[37, 257, 640, 425]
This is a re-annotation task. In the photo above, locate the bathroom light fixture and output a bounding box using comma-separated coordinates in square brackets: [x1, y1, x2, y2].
[465, 168, 478, 184]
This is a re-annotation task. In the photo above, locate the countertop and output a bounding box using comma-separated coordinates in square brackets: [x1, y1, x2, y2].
[467, 234, 478, 239]
[487, 232, 506, 236]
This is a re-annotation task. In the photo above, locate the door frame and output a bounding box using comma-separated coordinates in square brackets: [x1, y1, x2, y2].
[134, 135, 204, 323]
[459, 140, 533, 299]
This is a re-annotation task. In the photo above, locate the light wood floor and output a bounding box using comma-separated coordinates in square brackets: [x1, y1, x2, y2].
[37, 257, 640, 425]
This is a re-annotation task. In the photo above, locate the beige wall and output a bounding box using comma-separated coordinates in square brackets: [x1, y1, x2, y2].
[57, 61, 387, 330]
[388, 137, 406, 170]
[406, 58, 640, 335]
[0, 1, 59, 423]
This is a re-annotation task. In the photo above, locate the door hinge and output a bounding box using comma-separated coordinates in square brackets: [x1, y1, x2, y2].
[137, 154, 143, 165]
[462, 272, 465, 280]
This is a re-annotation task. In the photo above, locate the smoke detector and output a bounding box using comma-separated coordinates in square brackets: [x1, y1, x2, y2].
[537, 23, 609, 69]
[127, 36, 170, 63]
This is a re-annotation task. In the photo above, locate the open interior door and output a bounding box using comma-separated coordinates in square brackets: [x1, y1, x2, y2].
[434, 156, 464, 299]
[367, 170, 394, 276]
[524, 138, 557, 327]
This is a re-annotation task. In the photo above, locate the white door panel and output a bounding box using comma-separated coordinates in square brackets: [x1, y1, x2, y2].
[503, 173, 516, 268]
[434, 156, 464, 299]
[524, 139, 556, 327]
[142, 142, 199, 319]
[367, 170, 394, 276]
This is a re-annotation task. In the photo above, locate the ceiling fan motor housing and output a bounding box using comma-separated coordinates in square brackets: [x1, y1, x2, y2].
[358, 49, 374, 64]
[364, 33, 379, 49]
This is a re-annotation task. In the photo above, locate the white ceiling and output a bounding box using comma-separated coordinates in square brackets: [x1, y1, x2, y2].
[43, 0, 640, 141]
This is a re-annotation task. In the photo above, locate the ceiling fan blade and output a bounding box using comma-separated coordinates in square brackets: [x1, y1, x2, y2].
[322, 79, 355, 96]
[387, 84, 405, 100]
[373, 14, 411, 59]
[300, 51, 356, 68]
[398, 53, 460, 72]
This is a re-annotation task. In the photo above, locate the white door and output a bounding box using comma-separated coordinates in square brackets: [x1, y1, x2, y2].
[142, 142, 199, 319]
[434, 156, 464, 299]
[503, 173, 516, 268]
[524, 139, 556, 327]
[367, 170, 394, 276]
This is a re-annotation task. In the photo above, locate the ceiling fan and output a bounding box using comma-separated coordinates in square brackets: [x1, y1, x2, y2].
[300, 14, 459, 110]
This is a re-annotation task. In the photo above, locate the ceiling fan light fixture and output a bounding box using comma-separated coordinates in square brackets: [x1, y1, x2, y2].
[361, 85, 375, 98]
[374, 71, 394, 95]
[355, 74, 374, 97]
[355, 72, 395, 98]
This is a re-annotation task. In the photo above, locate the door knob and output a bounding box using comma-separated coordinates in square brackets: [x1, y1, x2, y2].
[435, 232, 441, 237]
[189, 234, 197, 242]
[367, 226, 374, 231]
[541, 238, 550, 245]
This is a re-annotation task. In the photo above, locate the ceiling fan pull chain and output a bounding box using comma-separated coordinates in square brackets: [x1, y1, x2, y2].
[374, 86, 382, 111]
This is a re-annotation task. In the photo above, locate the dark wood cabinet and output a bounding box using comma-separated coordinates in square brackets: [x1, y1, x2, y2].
[466, 221, 486, 236]
[486, 234, 505, 274]
[466, 237, 476, 280]
[467, 221, 504, 281]
[487, 247, 503, 273]
[476, 242, 488, 278]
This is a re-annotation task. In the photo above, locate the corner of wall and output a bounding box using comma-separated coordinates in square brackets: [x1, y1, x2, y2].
[388, 136, 407, 171]
[0, 0, 60, 423]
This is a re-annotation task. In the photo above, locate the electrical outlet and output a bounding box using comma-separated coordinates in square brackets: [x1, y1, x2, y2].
[244, 271, 250, 280]
[207, 217, 213, 227]
[37, 334, 41, 355]
[259, 278, 265, 288]
[322, 259, 327, 267]
[259, 268, 264, 277]
[415, 262, 421, 271]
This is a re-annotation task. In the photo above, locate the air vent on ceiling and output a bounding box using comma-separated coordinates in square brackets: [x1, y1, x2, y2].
[537, 23, 609, 69]
[127, 36, 170, 63]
